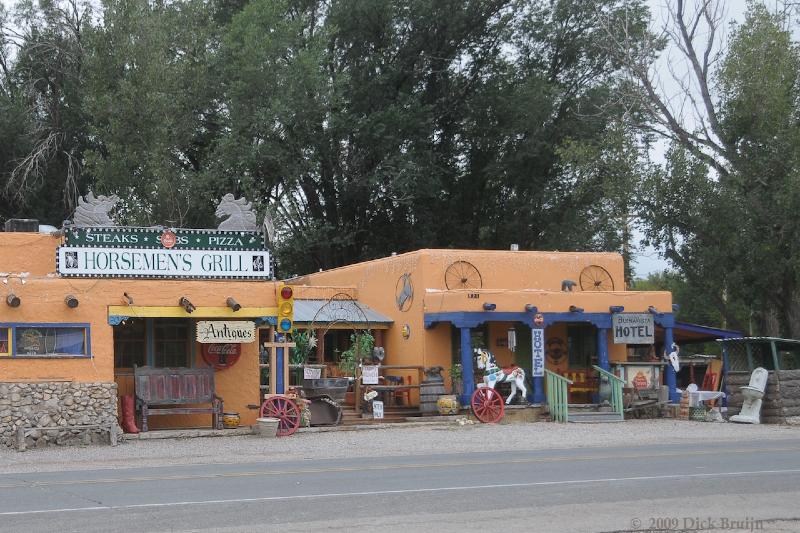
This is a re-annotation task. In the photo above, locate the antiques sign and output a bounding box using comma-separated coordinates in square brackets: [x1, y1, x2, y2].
[612, 314, 655, 344]
[196, 321, 256, 344]
[66, 227, 265, 251]
[531, 328, 545, 377]
[57, 246, 271, 279]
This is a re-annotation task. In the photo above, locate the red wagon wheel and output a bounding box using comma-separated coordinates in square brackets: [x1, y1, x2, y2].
[259, 396, 301, 436]
[470, 387, 505, 423]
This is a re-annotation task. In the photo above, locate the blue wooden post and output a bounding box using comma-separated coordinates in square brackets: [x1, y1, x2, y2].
[597, 328, 609, 371]
[721, 343, 729, 409]
[276, 334, 286, 394]
[460, 327, 474, 406]
[664, 327, 678, 403]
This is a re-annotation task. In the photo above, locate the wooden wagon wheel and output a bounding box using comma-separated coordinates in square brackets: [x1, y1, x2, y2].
[259, 396, 301, 436]
[470, 387, 505, 423]
[445, 260, 483, 290]
[579, 265, 615, 291]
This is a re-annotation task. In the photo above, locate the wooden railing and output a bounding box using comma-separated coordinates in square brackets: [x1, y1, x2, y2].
[545, 369, 572, 423]
[592, 365, 625, 418]
[354, 365, 425, 412]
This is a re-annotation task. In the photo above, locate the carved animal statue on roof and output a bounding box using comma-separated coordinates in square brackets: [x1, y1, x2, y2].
[216, 194, 258, 231]
[72, 192, 119, 227]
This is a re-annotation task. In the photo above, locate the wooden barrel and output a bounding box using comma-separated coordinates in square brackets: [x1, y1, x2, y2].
[420, 378, 446, 415]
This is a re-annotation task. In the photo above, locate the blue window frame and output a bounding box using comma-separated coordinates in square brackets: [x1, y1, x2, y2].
[0, 323, 91, 358]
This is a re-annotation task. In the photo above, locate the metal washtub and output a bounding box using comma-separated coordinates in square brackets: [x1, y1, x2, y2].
[303, 378, 350, 402]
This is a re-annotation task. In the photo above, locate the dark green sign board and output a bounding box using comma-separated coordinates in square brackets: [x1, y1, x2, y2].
[66, 227, 265, 251]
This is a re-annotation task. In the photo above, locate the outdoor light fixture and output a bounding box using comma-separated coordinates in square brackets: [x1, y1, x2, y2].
[226, 297, 241, 312]
[179, 297, 196, 313]
[648, 306, 659, 315]
[482, 302, 496, 311]
[561, 280, 576, 292]
[609, 305, 624, 313]
[6, 293, 20, 307]
[64, 295, 79, 308]
[524, 304, 538, 313]
[123, 292, 134, 305]
[569, 305, 584, 313]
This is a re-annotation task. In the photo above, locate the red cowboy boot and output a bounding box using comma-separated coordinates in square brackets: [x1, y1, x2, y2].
[121, 394, 140, 434]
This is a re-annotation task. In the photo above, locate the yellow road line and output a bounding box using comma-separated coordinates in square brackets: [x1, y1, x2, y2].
[2, 446, 799, 490]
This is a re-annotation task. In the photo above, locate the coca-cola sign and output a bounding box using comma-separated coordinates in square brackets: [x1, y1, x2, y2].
[201, 343, 242, 370]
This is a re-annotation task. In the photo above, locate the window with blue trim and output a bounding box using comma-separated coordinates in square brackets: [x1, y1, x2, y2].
[0, 324, 90, 357]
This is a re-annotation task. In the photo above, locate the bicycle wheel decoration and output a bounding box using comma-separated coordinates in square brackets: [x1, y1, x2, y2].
[259, 396, 301, 436]
[579, 265, 614, 291]
[470, 387, 505, 423]
[445, 261, 483, 290]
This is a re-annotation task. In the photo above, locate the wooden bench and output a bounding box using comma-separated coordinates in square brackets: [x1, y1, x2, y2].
[17, 423, 118, 451]
[134, 366, 223, 432]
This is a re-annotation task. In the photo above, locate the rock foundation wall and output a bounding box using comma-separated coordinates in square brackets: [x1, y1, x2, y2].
[727, 370, 800, 424]
[0, 382, 119, 448]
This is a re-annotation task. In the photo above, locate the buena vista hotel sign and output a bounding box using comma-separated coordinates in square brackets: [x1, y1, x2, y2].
[57, 227, 271, 279]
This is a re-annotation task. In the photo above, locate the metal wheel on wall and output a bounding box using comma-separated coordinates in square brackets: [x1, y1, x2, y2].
[444, 261, 483, 290]
[579, 265, 615, 291]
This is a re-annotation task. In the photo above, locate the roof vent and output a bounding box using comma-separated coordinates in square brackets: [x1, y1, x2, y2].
[4, 219, 39, 232]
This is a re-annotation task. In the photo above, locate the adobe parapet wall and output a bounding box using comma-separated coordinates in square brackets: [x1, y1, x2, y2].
[0, 381, 119, 448]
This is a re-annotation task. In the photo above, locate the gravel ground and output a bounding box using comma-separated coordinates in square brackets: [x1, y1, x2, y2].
[1, 419, 799, 474]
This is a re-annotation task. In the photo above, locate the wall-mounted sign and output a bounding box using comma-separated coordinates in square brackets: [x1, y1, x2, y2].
[621, 364, 661, 391]
[533, 313, 544, 327]
[57, 246, 271, 279]
[612, 314, 655, 344]
[201, 343, 242, 370]
[196, 321, 256, 343]
[362, 365, 380, 385]
[532, 328, 545, 377]
[303, 367, 322, 379]
[66, 227, 265, 251]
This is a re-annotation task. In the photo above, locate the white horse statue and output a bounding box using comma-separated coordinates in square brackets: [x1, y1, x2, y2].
[474, 348, 527, 405]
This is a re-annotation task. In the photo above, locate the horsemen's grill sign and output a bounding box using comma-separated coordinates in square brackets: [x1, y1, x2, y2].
[66, 227, 264, 251]
[57, 246, 270, 279]
[58, 227, 271, 279]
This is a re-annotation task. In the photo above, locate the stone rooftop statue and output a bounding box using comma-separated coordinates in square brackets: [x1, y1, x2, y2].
[72, 192, 119, 227]
[216, 194, 258, 231]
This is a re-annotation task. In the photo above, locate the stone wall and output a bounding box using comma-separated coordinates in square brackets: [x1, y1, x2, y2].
[0, 382, 120, 448]
[727, 370, 800, 424]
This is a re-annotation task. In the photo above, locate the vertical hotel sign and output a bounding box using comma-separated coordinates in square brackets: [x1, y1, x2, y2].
[532, 328, 545, 377]
[58, 227, 271, 279]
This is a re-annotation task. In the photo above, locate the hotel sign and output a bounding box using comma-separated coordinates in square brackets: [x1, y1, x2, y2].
[57, 246, 271, 279]
[531, 328, 545, 377]
[196, 321, 255, 344]
[612, 314, 655, 344]
[66, 227, 264, 251]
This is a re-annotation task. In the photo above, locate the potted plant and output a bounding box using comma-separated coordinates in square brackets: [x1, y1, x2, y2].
[449, 363, 463, 396]
[290, 330, 316, 384]
[338, 331, 375, 376]
[340, 332, 375, 405]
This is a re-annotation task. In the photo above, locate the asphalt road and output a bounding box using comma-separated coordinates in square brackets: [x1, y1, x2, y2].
[2, 439, 800, 532]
